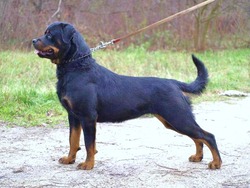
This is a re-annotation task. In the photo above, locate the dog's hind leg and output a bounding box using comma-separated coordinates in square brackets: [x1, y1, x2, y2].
[154, 113, 222, 169]
[189, 138, 203, 162]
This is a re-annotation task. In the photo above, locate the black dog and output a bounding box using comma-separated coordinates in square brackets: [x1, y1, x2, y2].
[33, 22, 222, 170]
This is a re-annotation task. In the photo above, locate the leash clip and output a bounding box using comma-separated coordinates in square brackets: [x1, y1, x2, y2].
[90, 39, 115, 52]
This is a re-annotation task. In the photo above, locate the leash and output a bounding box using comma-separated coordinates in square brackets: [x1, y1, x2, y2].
[90, 0, 215, 52]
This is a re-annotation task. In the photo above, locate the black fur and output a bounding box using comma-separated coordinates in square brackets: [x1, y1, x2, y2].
[33, 22, 222, 170]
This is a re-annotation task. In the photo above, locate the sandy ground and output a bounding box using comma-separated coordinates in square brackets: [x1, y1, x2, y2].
[0, 96, 250, 188]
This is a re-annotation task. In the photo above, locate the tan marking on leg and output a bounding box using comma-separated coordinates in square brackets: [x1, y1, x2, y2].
[77, 120, 97, 170]
[201, 139, 222, 169]
[77, 143, 95, 170]
[154, 114, 173, 130]
[59, 126, 81, 164]
[189, 139, 203, 162]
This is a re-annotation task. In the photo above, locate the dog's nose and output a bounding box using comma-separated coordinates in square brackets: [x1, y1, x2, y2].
[32, 39, 37, 44]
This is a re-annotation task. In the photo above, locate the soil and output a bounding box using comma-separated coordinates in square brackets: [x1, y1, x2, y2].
[0, 96, 250, 188]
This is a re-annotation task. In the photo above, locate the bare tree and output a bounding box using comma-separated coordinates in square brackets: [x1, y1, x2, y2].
[47, 0, 62, 24]
[191, 0, 222, 51]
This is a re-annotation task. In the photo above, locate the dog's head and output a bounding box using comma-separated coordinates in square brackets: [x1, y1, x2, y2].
[33, 22, 90, 64]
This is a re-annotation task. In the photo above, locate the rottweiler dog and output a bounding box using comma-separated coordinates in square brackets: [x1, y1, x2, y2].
[33, 22, 222, 170]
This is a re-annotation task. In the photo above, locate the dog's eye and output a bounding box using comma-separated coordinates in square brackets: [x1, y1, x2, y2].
[47, 34, 53, 40]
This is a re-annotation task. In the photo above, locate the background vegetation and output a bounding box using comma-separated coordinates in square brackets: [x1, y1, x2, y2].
[0, 0, 249, 51]
[0, 1, 249, 126]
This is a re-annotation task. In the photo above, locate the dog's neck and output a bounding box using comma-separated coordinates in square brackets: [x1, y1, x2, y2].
[62, 52, 91, 64]
[56, 54, 94, 79]
[54, 30, 94, 79]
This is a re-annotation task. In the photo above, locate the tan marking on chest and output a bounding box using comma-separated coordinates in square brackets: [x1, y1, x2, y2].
[62, 96, 73, 110]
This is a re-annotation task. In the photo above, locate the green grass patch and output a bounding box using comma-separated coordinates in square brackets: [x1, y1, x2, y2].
[0, 48, 249, 126]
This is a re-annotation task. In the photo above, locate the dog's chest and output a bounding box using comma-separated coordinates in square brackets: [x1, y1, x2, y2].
[56, 77, 71, 108]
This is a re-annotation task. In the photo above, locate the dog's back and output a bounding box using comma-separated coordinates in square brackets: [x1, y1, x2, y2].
[82, 55, 207, 123]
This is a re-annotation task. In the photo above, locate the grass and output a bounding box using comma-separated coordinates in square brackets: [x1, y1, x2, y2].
[0, 48, 249, 126]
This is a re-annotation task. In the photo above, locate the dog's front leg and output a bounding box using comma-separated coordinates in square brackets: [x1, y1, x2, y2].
[59, 114, 81, 164]
[77, 118, 97, 170]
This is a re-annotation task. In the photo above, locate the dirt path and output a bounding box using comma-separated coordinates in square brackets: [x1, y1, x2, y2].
[0, 96, 250, 188]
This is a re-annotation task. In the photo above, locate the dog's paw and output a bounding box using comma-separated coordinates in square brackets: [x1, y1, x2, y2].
[59, 156, 75, 164]
[189, 154, 203, 162]
[208, 160, 222, 169]
[77, 161, 94, 170]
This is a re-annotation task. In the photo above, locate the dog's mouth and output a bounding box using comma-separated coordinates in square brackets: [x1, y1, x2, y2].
[34, 48, 54, 58]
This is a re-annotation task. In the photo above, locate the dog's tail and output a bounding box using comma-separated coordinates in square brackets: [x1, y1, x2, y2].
[174, 54, 208, 94]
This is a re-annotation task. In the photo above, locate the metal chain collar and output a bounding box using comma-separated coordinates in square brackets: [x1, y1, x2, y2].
[63, 39, 115, 64]
[90, 39, 115, 52]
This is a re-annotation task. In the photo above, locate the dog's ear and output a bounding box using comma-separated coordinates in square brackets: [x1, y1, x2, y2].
[60, 23, 75, 44]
